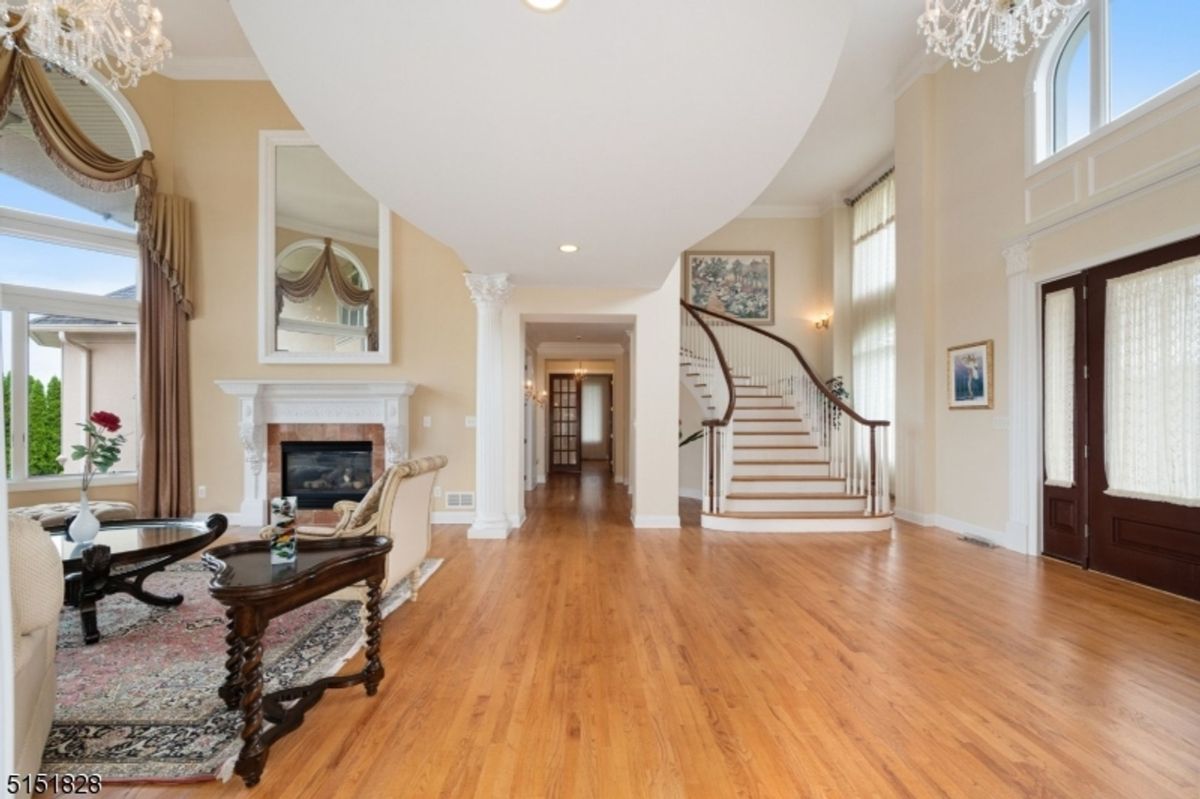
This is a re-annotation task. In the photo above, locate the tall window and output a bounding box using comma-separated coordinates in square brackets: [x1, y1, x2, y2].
[0, 72, 141, 486]
[850, 172, 896, 464]
[1046, 0, 1200, 157]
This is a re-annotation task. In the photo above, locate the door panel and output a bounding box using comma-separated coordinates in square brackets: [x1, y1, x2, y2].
[1041, 274, 1088, 564]
[1086, 236, 1200, 601]
[549, 374, 581, 474]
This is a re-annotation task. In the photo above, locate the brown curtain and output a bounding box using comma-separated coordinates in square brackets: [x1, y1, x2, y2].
[276, 237, 378, 350]
[139, 195, 194, 517]
[2, 41, 194, 516]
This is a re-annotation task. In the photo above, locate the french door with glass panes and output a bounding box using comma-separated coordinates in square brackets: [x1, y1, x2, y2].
[1042, 235, 1200, 600]
[548, 374, 581, 474]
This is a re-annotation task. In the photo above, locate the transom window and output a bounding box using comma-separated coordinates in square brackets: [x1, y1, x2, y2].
[1045, 0, 1200, 157]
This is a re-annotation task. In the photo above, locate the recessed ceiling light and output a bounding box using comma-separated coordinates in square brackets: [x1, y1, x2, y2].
[559, 244, 579, 254]
[524, 0, 566, 12]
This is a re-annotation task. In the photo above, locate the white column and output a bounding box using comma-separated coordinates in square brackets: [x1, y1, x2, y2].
[1004, 239, 1039, 555]
[466, 272, 514, 539]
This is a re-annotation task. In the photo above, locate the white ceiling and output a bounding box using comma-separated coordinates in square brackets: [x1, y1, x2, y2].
[157, 0, 926, 279]
[230, 0, 851, 289]
[750, 0, 929, 211]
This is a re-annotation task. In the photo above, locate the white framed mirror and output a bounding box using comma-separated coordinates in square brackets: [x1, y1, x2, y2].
[258, 130, 391, 364]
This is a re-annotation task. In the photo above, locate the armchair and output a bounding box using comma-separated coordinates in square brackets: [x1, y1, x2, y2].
[262, 455, 447, 605]
[8, 513, 65, 776]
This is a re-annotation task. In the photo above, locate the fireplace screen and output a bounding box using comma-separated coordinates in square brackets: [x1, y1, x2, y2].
[281, 441, 374, 509]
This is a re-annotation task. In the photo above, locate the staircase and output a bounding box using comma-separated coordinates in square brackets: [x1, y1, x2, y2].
[681, 301, 892, 533]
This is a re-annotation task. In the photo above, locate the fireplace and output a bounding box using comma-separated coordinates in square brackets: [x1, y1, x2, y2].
[281, 441, 374, 509]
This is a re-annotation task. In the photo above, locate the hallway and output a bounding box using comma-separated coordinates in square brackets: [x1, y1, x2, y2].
[112, 478, 1200, 798]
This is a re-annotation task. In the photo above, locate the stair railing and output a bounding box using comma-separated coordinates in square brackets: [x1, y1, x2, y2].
[680, 302, 736, 514]
[683, 301, 891, 517]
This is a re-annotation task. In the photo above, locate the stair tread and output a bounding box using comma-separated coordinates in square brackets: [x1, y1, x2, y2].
[733, 475, 845, 482]
[727, 492, 866, 500]
[733, 445, 819, 450]
[714, 511, 894, 520]
[734, 431, 810, 436]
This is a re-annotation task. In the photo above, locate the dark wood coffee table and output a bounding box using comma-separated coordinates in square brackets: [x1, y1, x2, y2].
[49, 515, 228, 645]
[202, 535, 393, 788]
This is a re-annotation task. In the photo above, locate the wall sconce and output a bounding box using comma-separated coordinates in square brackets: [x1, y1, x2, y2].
[814, 314, 831, 331]
[525, 379, 547, 407]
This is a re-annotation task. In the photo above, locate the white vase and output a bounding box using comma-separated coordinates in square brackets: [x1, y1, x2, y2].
[69, 492, 102, 544]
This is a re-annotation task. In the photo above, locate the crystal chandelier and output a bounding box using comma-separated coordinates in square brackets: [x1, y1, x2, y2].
[1, 1, 172, 88]
[918, 0, 1083, 72]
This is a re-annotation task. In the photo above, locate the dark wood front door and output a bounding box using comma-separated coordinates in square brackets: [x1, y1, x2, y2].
[1084, 237, 1200, 601]
[549, 374, 581, 474]
[1041, 274, 1089, 565]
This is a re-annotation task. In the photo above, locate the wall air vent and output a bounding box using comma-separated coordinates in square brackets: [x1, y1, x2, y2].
[446, 491, 475, 509]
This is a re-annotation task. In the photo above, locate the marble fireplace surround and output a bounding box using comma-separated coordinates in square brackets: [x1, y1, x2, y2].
[216, 380, 416, 526]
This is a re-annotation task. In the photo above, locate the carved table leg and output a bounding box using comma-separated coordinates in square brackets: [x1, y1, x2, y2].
[235, 612, 269, 787]
[79, 545, 112, 646]
[363, 576, 385, 696]
[219, 606, 244, 709]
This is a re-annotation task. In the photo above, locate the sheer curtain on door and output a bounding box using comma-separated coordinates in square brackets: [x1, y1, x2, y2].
[1104, 255, 1200, 506]
[851, 172, 896, 467]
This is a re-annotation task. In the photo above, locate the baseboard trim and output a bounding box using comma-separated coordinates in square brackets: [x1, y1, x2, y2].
[894, 507, 934, 527]
[432, 511, 475, 525]
[633, 514, 681, 529]
[679, 488, 703, 501]
[931, 514, 1015, 552]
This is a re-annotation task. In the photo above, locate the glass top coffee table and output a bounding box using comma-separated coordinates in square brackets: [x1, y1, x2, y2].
[48, 514, 228, 645]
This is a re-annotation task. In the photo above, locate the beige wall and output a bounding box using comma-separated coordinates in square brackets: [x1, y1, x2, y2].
[678, 383, 705, 498]
[685, 217, 834, 378]
[112, 78, 476, 518]
[894, 55, 1200, 546]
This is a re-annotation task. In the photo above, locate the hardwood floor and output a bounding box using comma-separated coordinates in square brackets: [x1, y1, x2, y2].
[103, 466, 1200, 798]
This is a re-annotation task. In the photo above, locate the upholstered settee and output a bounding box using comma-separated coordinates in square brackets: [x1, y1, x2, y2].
[262, 455, 447, 605]
[11, 501, 136, 529]
[8, 514, 64, 776]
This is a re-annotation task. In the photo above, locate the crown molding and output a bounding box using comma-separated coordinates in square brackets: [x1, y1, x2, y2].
[738, 203, 822, 220]
[275, 214, 378, 249]
[160, 56, 267, 81]
[892, 51, 945, 100]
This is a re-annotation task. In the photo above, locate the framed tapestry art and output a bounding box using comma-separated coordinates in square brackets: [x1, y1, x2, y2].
[684, 251, 775, 325]
[947, 340, 994, 410]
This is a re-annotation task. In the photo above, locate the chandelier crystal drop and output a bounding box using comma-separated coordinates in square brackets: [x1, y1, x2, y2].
[918, 0, 1083, 72]
[1, 1, 172, 88]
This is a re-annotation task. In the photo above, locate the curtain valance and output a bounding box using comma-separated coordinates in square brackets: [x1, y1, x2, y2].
[276, 238, 379, 350]
[0, 37, 156, 226]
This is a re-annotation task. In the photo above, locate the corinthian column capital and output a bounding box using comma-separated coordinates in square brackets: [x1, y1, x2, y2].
[465, 272, 513, 308]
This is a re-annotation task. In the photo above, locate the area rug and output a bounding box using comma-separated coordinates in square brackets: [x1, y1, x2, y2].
[42, 557, 442, 783]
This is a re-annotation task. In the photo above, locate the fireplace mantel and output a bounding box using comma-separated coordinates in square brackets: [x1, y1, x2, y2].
[216, 380, 417, 525]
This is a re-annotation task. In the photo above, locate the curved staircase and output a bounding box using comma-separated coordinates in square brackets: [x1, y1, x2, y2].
[681, 302, 893, 533]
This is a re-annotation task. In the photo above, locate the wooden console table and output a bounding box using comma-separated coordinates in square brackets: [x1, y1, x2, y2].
[202, 536, 393, 788]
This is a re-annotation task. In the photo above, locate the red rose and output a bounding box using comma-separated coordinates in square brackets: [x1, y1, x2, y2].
[90, 411, 122, 433]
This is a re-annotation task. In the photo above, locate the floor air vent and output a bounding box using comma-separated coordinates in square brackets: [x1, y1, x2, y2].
[446, 491, 475, 510]
[958, 535, 997, 549]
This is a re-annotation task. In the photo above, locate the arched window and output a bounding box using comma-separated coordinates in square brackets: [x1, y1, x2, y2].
[1040, 0, 1200, 159]
[0, 72, 144, 484]
[274, 239, 374, 353]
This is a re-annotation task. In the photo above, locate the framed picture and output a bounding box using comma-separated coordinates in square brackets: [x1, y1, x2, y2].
[684, 250, 775, 325]
[947, 340, 994, 410]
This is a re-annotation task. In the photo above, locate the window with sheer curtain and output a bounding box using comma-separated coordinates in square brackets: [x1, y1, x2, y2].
[581, 378, 604, 445]
[1104, 256, 1200, 506]
[851, 173, 896, 465]
[1043, 289, 1076, 487]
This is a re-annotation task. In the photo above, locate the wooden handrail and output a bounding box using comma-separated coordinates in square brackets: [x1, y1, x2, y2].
[680, 300, 736, 428]
[682, 301, 890, 429]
